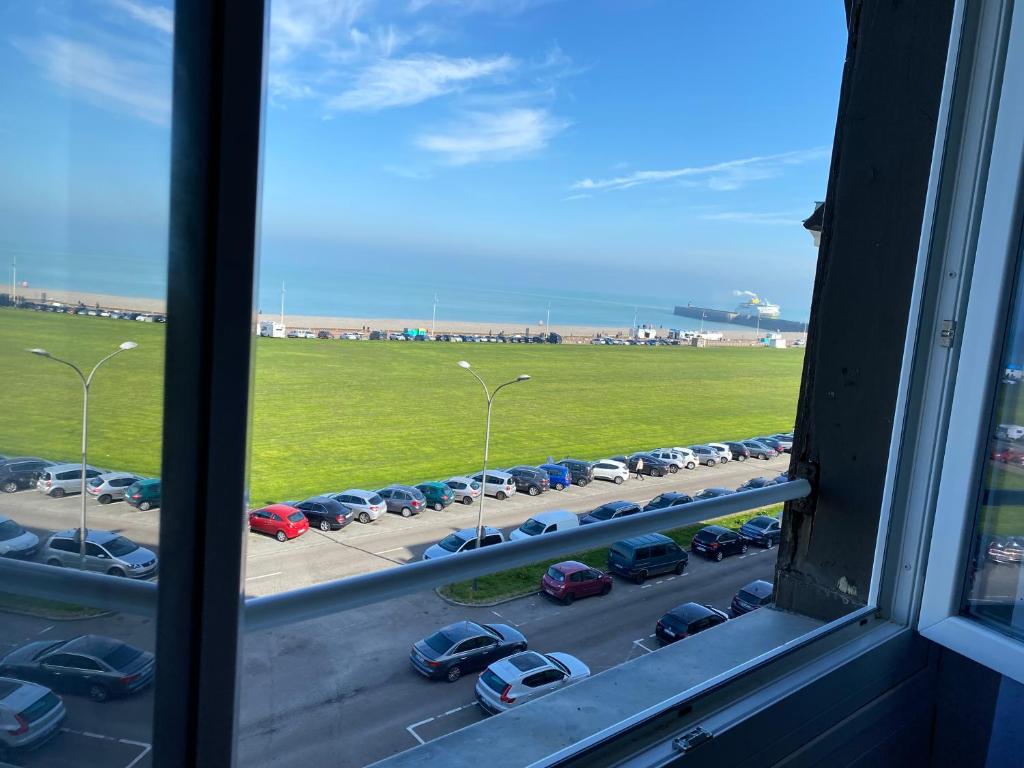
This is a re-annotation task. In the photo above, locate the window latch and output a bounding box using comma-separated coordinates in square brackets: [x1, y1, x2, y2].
[672, 726, 713, 754]
[939, 319, 956, 348]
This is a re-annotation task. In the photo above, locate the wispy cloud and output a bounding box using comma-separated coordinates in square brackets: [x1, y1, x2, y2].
[109, 0, 174, 35]
[416, 107, 568, 164]
[562, 193, 592, 201]
[407, 0, 550, 15]
[700, 210, 807, 226]
[329, 53, 514, 110]
[15, 34, 170, 124]
[270, 0, 369, 62]
[572, 148, 830, 193]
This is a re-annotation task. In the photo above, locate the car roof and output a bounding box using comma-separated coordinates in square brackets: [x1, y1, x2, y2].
[529, 509, 575, 523]
[63, 634, 123, 657]
[666, 602, 716, 622]
[745, 514, 778, 524]
[699, 524, 730, 535]
[491, 651, 551, 679]
[54, 528, 121, 544]
[453, 526, 501, 539]
[614, 532, 673, 548]
[339, 488, 377, 498]
[260, 503, 299, 514]
[438, 621, 486, 642]
[539, 464, 567, 471]
[98, 471, 138, 480]
[740, 580, 774, 598]
[603, 500, 637, 510]
[657, 491, 689, 500]
[134, 478, 160, 487]
[475, 469, 512, 479]
[445, 476, 475, 483]
[46, 462, 101, 472]
[416, 481, 446, 488]
[380, 484, 423, 494]
[550, 560, 589, 574]
[302, 495, 338, 504]
[701, 487, 734, 494]
[2, 456, 51, 464]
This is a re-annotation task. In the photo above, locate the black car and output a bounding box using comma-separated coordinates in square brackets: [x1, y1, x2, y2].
[0, 458, 54, 494]
[557, 459, 595, 487]
[505, 466, 550, 496]
[693, 487, 736, 501]
[738, 515, 782, 548]
[316, 330, 333, 339]
[754, 436, 786, 453]
[579, 500, 643, 525]
[292, 496, 354, 531]
[410, 621, 527, 683]
[655, 602, 728, 644]
[736, 477, 776, 492]
[643, 492, 693, 512]
[730, 580, 774, 617]
[691, 525, 748, 561]
[0, 635, 154, 702]
[725, 442, 751, 461]
[611, 455, 669, 478]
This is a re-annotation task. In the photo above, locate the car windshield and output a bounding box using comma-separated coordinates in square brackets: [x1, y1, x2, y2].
[609, 545, 630, 560]
[469, 481, 481, 490]
[368, 494, 383, 505]
[694, 529, 718, 542]
[546, 566, 566, 582]
[288, 511, 305, 523]
[88, 477, 104, 488]
[33, 640, 68, 660]
[104, 536, 140, 557]
[0, 520, 25, 541]
[103, 644, 143, 670]
[480, 668, 507, 695]
[738, 589, 764, 605]
[588, 506, 614, 520]
[746, 517, 771, 529]
[438, 534, 464, 552]
[519, 519, 546, 536]
[423, 631, 454, 654]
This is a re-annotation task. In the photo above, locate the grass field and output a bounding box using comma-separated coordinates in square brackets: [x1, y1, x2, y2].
[0, 308, 803, 502]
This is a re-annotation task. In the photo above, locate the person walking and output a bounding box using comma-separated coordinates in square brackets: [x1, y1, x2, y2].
[634, 455, 644, 481]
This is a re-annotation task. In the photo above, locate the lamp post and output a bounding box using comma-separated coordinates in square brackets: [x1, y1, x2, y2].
[28, 341, 138, 566]
[457, 361, 529, 587]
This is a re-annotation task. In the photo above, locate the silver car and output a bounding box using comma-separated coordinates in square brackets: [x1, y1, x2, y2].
[470, 470, 517, 500]
[0, 677, 65, 753]
[475, 650, 590, 714]
[422, 526, 505, 560]
[376, 485, 426, 517]
[444, 476, 482, 505]
[688, 445, 722, 467]
[0, 516, 39, 559]
[330, 489, 387, 523]
[87, 472, 142, 504]
[36, 464, 105, 498]
[42, 529, 158, 579]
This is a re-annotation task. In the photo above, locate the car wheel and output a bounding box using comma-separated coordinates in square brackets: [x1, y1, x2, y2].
[687, 462, 696, 470]
[434, 502, 444, 511]
[0, 481, 17, 493]
[496, 491, 507, 500]
[51, 487, 65, 499]
[600, 583, 611, 596]
[740, 544, 748, 554]
[139, 501, 152, 511]
[714, 550, 724, 562]
[613, 476, 623, 484]
[675, 560, 687, 575]
[738, 455, 747, 462]
[88, 683, 110, 702]
[46, 558, 62, 568]
[562, 592, 575, 606]
[462, 497, 474, 506]
[98, 494, 112, 505]
[759, 453, 767, 460]
[107, 567, 126, 577]
[634, 570, 648, 585]
[657, 469, 667, 477]
[554, 482, 566, 491]
[275, 530, 287, 542]
[358, 511, 372, 524]
[446, 666, 462, 682]
[319, 519, 331, 531]
[576, 478, 587, 487]
[527, 486, 539, 496]
[401, 507, 413, 517]
[668, 465, 678, 474]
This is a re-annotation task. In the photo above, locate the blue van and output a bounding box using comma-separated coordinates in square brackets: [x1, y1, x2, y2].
[607, 533, 688, 584]
[539, 463, 572, 491]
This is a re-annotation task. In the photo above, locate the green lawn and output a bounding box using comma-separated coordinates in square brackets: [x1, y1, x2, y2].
[440, 505, 782, 604]
[0, 308, 802, 502]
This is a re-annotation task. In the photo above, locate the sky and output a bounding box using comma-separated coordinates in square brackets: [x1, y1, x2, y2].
[0, 1, 847, 323]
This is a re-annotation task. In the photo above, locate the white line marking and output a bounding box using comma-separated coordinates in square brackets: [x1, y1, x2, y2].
[82, 731, 109, 740]
[654, 580, 663, 585]
[633, 638, 655, 653]
[123, 742, 153, 768]
[406, 717, 434, 745]
[245, 571, 282, 581]
[666, 576, 676, 581]
[640, 584, 652, 589]
[38, 625, 54, 635]
[373, 547, 408, 555]
[490, 610, 504, 619]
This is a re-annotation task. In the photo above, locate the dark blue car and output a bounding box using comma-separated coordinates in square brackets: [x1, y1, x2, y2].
[539, 464, 571, 491]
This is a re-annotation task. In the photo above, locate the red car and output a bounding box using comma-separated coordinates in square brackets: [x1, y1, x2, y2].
[248, 504, 309, 542]
[541, 561, 612, 605]
[992, 447, 1024, 464]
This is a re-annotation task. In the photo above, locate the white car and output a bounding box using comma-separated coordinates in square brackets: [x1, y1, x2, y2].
[647, 450, 691, 472]
[476, 651, 590, 714]
[660, 448, 699, 470]
[287, 328, 316, 339]
[0, 677, 65, 753]
[509, 510, 579, 541]
[591, 460, 629, 484]
[707, 443, 733, 463]
[422, 527, 505, 560]
[0, 517, 39, 559]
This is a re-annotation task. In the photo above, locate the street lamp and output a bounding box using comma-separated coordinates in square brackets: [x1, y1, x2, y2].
[457, 361, 530, 580]
[27, 341, 138, 566]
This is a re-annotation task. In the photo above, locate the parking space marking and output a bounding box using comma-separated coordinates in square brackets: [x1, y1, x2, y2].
[372, 547, 408, 556]
[245, 571, 282, 582]
[633, 638, 655, 653]
[639, 584, 652, 589]
[59, 728, 152, 768]
[406, 719, 430, 745]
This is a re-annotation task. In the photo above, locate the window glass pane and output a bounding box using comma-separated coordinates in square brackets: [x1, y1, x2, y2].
[964, 249, 1024, 640]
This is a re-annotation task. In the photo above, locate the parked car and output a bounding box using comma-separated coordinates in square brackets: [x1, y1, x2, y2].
[725, 442, 751, 461]
[124, 478, 161, 511]
[87, 472, 141, 504]
[730, 580, 774, 617]
[991, 447, 1024, 464]
[443, 477, 482, 505]
[36, 464, 104, 498]
[579, 500, 643, 525]
[316, 330, 333, 339]
[43, 529, 158, 578]
[410, 621, 527, 682]
[0, 517, 39, 559]
[742, 440, 778, 460]
[0, 458, 54, 493]
[642, 492, 693, 512]
[0, 635, 154, 702]
[691, 525, 748, 561]
[611, 455, 670, 477]
[738, 515, 783, 548]
[774, 472, 793, 484]
[737, 477, 776, 492]
[504, 466, 550, 496]
[475, 650, 590, 714]
[330, 489, 386, 523]
[754, 436, 787, 453]
[292, 496, 353, 531]
[416, 481, 456, 511]
[541, 561, 612, 604]
[688, 445, 722, 466]
[648, 449, 695, 471]
[556, 459, 595, 487]
[986, 535, 1024, 564]
[0, 676, 65, 753]
[538, 463, 572, 490]
[607, 533, 688, 584]
[771, 433, 795, 451]
[377, 485, 427, 517]
[422, 526, 505, 560]
[248, 504, 309, 542]
[693, 487, 736, 501]
[510, 510, 580, 541]
[707, 443, 733, 462]
[470, 471, 517, 500]
[655, 602, 729, 644]
[591, 459, 629, 484]
[287, 328, 316, 339]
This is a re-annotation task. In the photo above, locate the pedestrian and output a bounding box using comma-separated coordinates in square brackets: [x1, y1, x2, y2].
[635, 456, 644, 480]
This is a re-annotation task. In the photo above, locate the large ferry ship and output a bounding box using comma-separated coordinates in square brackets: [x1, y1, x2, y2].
[674, 293, 805, 333]
[736, 293, 780, 318]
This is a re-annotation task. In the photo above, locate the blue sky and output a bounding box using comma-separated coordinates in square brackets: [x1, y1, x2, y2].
[0, 1, 846, 322]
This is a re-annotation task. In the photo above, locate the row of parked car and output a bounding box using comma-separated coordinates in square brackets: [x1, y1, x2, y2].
[0, 456, 161, 509]
[18, 301, 165, 322]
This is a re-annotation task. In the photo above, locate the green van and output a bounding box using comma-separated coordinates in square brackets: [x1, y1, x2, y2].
[125, 479, 161, 511]
[607, 533, 688, 584]
[415, 481, 455, 511]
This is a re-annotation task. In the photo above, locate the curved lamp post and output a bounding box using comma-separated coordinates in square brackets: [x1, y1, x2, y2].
[28, 341, 138, 566]
[457, 361, 529, 586]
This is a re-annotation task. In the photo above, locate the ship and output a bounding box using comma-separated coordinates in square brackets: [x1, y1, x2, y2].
[736, 293, 780, 318]
[674, 295, 806, 333]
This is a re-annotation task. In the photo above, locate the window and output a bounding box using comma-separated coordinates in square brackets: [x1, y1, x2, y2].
[85, 543, 108, 559]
